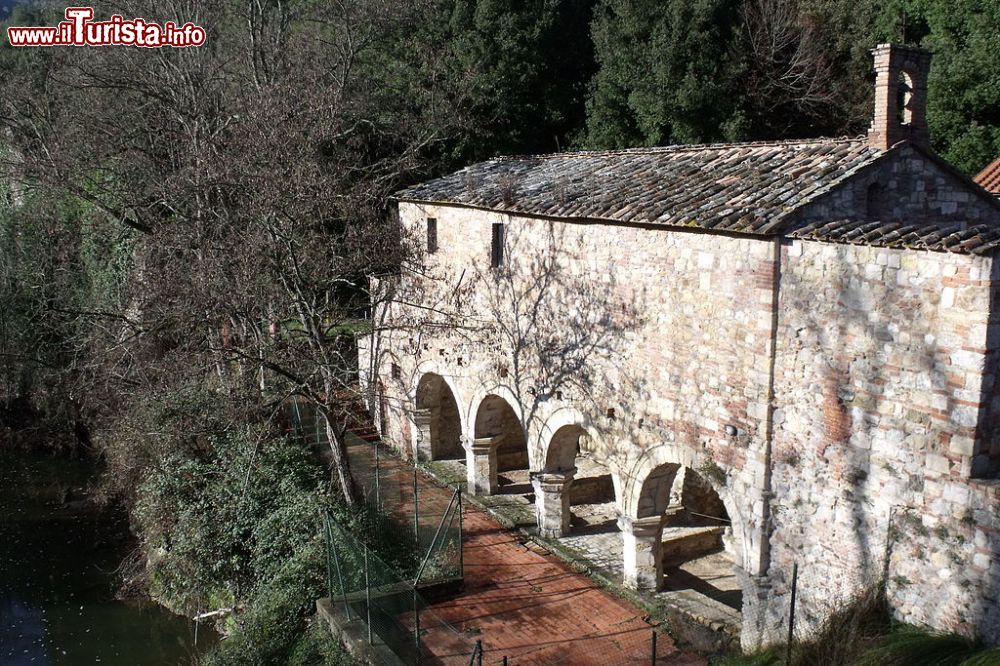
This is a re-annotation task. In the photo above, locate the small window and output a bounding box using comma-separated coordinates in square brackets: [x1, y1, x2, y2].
[866, 182, 884, 220]
[490, 223, 505, 268]
[426, 218, 438, 254]
[391, 363, 401, 379]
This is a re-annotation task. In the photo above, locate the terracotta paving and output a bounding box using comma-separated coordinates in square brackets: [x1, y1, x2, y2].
[421, 506, 707, 665]
[344, 433, 705, 665]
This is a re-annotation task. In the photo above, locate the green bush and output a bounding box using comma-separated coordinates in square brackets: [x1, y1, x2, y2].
[133, 420, 332, 617]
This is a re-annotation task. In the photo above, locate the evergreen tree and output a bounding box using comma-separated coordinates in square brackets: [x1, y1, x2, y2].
[584, 0, 744, 149]
[909, 0, 1000, 174]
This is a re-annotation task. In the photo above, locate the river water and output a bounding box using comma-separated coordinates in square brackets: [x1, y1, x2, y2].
[0, 448, 214, 665]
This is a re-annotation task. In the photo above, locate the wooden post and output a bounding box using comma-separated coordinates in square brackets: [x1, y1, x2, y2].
[651, 629, 657, 665]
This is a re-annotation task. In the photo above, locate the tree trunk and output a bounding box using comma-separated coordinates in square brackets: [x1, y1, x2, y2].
[319, 398, 358, 508]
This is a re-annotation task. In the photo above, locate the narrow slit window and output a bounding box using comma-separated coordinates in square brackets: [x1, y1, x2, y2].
[491, 223, 505, 268]
[866, 182, 884, 220]
[426, 217, 438, 254]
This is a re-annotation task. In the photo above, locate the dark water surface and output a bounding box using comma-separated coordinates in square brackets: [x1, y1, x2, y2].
[0, 448, 214, 665]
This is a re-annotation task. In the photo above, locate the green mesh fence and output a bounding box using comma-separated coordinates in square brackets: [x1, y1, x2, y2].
[286, 399, 464, 584]
[323, 513, 476, 664]
[286, 399, 472, 663]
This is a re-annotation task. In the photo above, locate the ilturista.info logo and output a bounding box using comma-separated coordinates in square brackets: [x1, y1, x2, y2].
[6, 7, 206, 48]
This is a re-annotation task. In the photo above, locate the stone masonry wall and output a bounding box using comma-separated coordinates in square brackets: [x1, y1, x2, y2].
[766, 240, 1000, 645]
[794, 143, 1000, 226]
[358, 197, 1000, 648]
[364, 202, 781, 590]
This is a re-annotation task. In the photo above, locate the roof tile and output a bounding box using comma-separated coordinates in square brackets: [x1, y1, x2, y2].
[397, 138, 882, 234]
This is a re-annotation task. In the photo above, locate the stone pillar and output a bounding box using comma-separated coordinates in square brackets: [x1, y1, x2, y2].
[620, 514, 666, 591]
[532, 469, 576, 538]
[467, 436, 503, 496]
[413, 409, 432, 461]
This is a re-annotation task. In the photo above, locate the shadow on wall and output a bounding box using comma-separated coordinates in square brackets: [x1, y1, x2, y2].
[772, 241, 1000, 643]
[469, 220, 650, 472]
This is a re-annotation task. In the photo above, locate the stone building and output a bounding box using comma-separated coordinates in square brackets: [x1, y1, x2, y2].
[359, 44, 1000, 649]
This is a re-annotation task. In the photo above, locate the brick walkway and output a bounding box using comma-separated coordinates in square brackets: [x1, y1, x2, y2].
[343, 433, 705, 665]
[424, 506, 706, 665]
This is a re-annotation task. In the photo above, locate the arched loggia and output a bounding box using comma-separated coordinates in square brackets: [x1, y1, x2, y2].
[534, 424, 618, 540]
[467, 394, 529, 496]
[413, 373, 464, 461]
[626, 459, 741, 612]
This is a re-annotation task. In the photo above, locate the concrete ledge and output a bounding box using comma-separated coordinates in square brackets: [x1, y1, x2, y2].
[316, 597, 407, 666]
[661, 526, 724, 568]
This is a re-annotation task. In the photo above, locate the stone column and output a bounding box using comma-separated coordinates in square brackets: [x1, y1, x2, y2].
[532, 469, 576, 538]
[467, 436, 503, 495]
[413, 409, 433, 461]
[619, 514, 666, 591]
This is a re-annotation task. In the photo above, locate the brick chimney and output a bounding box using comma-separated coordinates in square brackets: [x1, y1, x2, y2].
[867, 43, 932, 151]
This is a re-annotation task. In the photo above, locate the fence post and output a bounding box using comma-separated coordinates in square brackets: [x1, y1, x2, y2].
[375, 438, 381, 509]
[325, 513, 352, 621]
[364, 546, 373, 644]
[786, 561, 798, 666]
[414, 466, 420, 547]
[651, 629, 657, 665]
[413, 588, 421, 664]
[458, 487, 464, 578]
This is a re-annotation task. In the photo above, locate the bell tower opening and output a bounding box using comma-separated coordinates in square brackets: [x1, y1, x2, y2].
[867, 43, 931, 151]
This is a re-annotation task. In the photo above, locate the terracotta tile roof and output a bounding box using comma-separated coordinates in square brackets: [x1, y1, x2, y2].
[397, 138, 883, 234]
[974, 157, 1000, 196]
[790, 219, 1000, 255]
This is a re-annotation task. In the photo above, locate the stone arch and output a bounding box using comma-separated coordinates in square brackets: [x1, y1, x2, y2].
[621, 445, 753, 599]
[622, 444, 700, 519]
[413, 372, 465, 461]
[536, 407, 609, 472]
[465, 390, 530, 496]
[411, 358, 469, 425]
[474, 394, 528, 472]
[543, 424, 586, 473]
[625, 447, 749, 558]
[533, 416, 621, 539]
[466, 382, 525, 444]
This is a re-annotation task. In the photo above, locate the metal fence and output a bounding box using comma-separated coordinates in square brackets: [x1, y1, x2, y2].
[322, 512, 477, 664]
[287, 399, 474, 663]
[288, 399, 673, 665]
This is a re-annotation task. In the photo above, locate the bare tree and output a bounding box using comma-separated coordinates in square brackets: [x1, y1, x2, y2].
[740, 0, 839, 136]
[0, 0, 469, 504]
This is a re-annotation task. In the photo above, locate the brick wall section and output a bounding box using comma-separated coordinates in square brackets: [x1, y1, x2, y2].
[767, 240, 1000, 643]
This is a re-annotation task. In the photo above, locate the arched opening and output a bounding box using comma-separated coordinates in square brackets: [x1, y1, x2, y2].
[897, 71, 914, 126]
[538, 425, 618, 541]
[473, 395, 529, 495]
[414, 373, 464, 461]
[631, 462, 741, 611]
